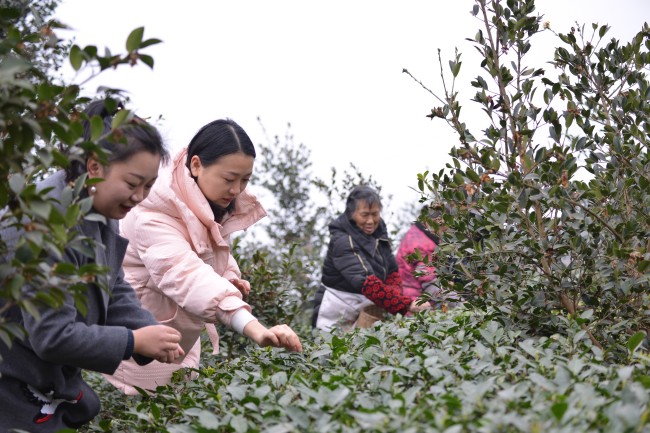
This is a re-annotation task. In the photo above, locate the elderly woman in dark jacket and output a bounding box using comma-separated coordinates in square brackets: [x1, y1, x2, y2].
[312, 185, 430, 331]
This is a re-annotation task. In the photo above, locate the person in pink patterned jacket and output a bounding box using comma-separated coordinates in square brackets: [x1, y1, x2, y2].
[105, 119, 302, 395]
[396, 217, 440, 300]
[396, 206, 463, 310]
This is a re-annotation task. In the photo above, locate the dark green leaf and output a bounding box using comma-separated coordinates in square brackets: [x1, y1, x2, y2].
[69, 44, 83, 70]
[599, 24, 609, 38]
[139, 38, 162, 49]
[139, 54, 154, 69]
[111, 108, 130, 129]
[90, 115, 104, 141]
[551, 402, 568, 420]
[627, 331, 646, 353]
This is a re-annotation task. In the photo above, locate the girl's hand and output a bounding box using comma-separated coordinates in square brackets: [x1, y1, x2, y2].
[132, 325, 185, 362]
[229, 278, 251, 300]
[261, 325, 303, 352]
[243, 321, 303, 352]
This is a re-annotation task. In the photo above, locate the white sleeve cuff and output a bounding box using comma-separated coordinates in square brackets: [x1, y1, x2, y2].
[231, 309, 257, 335]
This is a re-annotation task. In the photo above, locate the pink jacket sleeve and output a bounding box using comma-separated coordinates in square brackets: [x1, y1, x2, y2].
[222, 252, 241, 282]
[413, 261, 437, 285]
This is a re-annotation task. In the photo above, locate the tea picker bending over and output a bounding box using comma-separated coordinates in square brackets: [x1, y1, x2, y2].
[396, 205, 463, 310]
[0, 99, 184, 432]
[105, 118, 302, 395]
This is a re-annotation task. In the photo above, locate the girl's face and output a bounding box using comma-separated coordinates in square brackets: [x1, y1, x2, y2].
[88, 151, 161, 220]
[351, 200, 381, 235]
[189, 152, 254, 208]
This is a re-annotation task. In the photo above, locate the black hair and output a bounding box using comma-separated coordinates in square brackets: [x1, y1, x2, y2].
[344, 185, 382, 218]
[421, 204, 442, 221]
[65, 99, 169, 182]
[185, 119, 256, 171]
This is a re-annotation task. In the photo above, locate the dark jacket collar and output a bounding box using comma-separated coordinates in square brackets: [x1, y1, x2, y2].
[330, 213, 390, 255]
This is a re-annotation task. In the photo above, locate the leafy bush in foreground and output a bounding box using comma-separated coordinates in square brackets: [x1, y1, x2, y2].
[407, 0, 650, 357]
[0, 1, 162, 351]
[82, 310, 650, 433]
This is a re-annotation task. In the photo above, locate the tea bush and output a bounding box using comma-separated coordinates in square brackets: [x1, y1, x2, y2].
[82, 310, 650, 433]
[407, 0, 650, 357]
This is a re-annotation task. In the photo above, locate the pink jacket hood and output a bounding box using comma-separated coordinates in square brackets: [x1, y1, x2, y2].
[142, 147, 266, 254]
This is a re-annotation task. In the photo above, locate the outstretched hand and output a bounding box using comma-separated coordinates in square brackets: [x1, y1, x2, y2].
[132, 325, 185, 363]
[259, 324, 303, 352]
[243, 321, 303, 352]
[408, 299, 433, 314]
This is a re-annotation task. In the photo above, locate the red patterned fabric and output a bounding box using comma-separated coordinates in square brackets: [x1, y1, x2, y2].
[361, 274, 411, 315]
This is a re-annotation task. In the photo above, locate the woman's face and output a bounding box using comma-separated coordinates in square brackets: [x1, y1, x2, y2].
[88, 151, 161, 220]
[190, 152, 254, 208]
[351, 200, 381, 235]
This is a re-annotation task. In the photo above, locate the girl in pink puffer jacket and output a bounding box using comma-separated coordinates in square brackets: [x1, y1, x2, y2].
[105, 119, 302, 395]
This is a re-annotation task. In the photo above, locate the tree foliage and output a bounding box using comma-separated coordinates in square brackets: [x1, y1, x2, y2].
[231, 120, 400, 335]
[407, 0, 649, 356]
[81, 310, 650, 433]
[1, 1, 68, 81]
[0, 2, 161, 350]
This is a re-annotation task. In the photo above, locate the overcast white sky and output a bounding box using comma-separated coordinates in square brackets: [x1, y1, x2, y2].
[55, 1, 650, 213]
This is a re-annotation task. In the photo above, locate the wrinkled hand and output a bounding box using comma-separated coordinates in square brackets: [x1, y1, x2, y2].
[229, 278, 251, 300]
[132, 325, 185, 363]
[408, 299, 433, 314]
[244, 321, 303, 352]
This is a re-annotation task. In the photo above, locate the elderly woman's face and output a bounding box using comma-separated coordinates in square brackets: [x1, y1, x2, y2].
[351, 200, 381, 235]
